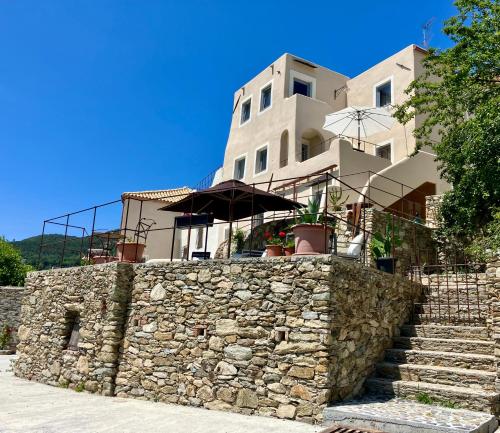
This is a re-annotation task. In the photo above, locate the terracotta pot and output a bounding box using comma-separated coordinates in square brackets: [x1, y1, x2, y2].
[292, 224, 332, 255]
[266, 245, 283, 257]
[91, 256, 118, 265]
[117, 242, 146, 263]
[283, 246, 295, 256]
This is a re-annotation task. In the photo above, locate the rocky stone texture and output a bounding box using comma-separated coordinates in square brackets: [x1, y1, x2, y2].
[485, 256, 500, 397]
[365, 271, 500, 414]
[13, 256, 417, 424]
[0, 286, 25, 349]
[425, 195, 444, 229]
[14, 263, 133, 395]
[112, 256, 416, 423]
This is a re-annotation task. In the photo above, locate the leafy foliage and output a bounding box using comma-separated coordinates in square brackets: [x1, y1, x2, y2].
[0, 237, 32, 286]
[370, 216, 402, 259]
[296, 198, 321, 224]
[231, 228, 246, 253]
[394, 0, 500, 244]
[465, 208, 500, 261]
[0, 324, 12, 350]
[12, 234, 91, 270]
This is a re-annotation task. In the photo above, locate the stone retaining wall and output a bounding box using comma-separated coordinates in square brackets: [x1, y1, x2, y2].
[14, 263, 133, 395]
[485, 255, 500, 392]
[425, 194, 444, 229]
[14, 257, 418, 423]
[0, 286, 25, 349]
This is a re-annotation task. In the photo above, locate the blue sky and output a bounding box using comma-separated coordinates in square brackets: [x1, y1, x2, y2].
[0, 0, 456, 240]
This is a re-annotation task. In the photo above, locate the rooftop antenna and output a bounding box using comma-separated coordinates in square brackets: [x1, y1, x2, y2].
[422, 17, 435, 49]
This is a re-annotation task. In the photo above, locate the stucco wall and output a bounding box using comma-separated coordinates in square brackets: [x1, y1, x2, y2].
[0, 286, 25, 349]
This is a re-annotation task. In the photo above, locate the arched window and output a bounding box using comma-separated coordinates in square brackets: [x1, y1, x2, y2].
[280, 130, 289, 168]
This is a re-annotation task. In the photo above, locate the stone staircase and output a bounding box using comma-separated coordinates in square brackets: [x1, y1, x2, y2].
[324, 272, 499, 433]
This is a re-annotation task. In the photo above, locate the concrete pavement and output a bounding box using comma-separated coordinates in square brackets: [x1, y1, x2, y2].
[0, 355, 321, 433]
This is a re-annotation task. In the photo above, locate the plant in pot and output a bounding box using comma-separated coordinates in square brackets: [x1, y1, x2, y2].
[232, 228, 246, 254]
[264, 230, 286, 257]
[370, 216, 402, 274]
[292, 198, 333, 255]
[117, 236, 146, 263]
[283, 237, 295, 256]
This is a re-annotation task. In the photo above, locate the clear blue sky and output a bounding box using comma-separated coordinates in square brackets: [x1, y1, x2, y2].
[0, 0, 456, 241]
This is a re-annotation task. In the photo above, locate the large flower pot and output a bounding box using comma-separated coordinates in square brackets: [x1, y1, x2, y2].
[376, 257, 397, 274]
[292, 224, 332, 255]
[117, 242, 145, 263]
[91, 255, 118, 265]
[266, 245, 283, 257]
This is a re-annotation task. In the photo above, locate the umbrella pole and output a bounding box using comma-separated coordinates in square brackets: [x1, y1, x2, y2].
[227, 220, 233, 259]
[357, 120, 361, 150]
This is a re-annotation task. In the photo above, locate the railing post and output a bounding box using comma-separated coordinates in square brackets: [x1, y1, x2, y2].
[38, 221, 46, 270]
[60, 214, 70, 268]
[88, 207, 97, 264]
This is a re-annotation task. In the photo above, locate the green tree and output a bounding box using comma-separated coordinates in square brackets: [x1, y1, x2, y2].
[395, 0, 500, 244]
[0, 237, 32, 286]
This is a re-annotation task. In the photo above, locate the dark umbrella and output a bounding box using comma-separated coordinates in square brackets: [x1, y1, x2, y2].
[159, 180, 303, 258]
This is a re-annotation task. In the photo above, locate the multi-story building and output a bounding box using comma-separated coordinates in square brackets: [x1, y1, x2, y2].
[123, 45, 449, 260]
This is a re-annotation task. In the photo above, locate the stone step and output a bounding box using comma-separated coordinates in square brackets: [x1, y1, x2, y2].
[384, 349, 495, 371]
[415, 304, 488, 316]
[400, 325, 490, 340]
[375, 362, 496, 391]
[393, 337, 494, 356]
[323, 397, 498, 433]
[365, 378, 500, 414]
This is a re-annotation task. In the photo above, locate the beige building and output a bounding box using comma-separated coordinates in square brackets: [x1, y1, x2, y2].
[121, 45, 450, 260]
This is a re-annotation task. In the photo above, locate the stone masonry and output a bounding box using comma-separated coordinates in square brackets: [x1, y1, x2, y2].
[425, 194, 444, 229]
[15, 256, 418, 423]
[486, 255, 500, 395]
[14, 263, 133, 395]
[0, 286, 25, 349]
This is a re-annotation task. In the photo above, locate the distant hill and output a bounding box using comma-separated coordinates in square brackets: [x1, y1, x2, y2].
[12, 234, 91, 270]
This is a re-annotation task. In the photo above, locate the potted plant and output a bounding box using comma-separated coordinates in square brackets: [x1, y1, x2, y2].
[283, 238, 295, 256]
[232, 228, 246, 254]
[292, 198, 333, 255]
[370, 216, 402, 274]
[117, 236, 146, 263]
[264, 230, 286, 256]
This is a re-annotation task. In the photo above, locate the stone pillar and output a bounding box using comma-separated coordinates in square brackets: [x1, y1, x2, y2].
[485, 255, 500, 393]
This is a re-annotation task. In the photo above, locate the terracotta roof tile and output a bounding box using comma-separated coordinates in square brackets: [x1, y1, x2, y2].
[121, 187, 193, 204]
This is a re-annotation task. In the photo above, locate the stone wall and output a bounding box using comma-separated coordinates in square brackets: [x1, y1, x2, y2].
[14, 257, 418, 424]
[114, 256, 417, 423]
[486, 255, 500, 392]
[425, 194, 444, 229]
[0, 286, 25, 349]
[14, 263, 133, 395]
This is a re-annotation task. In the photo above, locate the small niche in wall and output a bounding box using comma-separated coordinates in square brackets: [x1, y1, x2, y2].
[64, 311, 81, 351]
[193, 325, 208, 338]
[275, 327, 289, 342]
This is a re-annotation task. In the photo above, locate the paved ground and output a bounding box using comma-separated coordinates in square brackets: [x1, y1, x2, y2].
[0, 356, 322, 433]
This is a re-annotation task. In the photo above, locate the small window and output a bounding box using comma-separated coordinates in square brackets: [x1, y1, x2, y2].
[376, 143, 391, 161]
[260, 84, 272, 111]
[65, 312, 80, 351]
[193, 325, 208, 338]
[301, 143, 310, 162]
[255, 146, 268, 174]
[293, 78, 312, 97]
[240, 99, 251, 124]
[376, 81, 392, 107]
[234, 156, 246, 180]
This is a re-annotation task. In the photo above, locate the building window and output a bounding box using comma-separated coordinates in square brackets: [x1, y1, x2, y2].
[255, 145, 268, 175]
[280, 130, 288, 168]
[375, 80, 392, 107]
[301, 143, 310, 162]
[234, 156, 246, 180]
[289, 71, 316, 99]
[240, 98, 251, 125]
[65, 312, 80, 351]
[293, 78, 312, 97]
[376, 143, 392, 161]
[260, 83, 272, 112]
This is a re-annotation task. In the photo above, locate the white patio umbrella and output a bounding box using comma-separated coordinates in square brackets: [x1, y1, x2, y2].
[323, 106, 395, 150]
